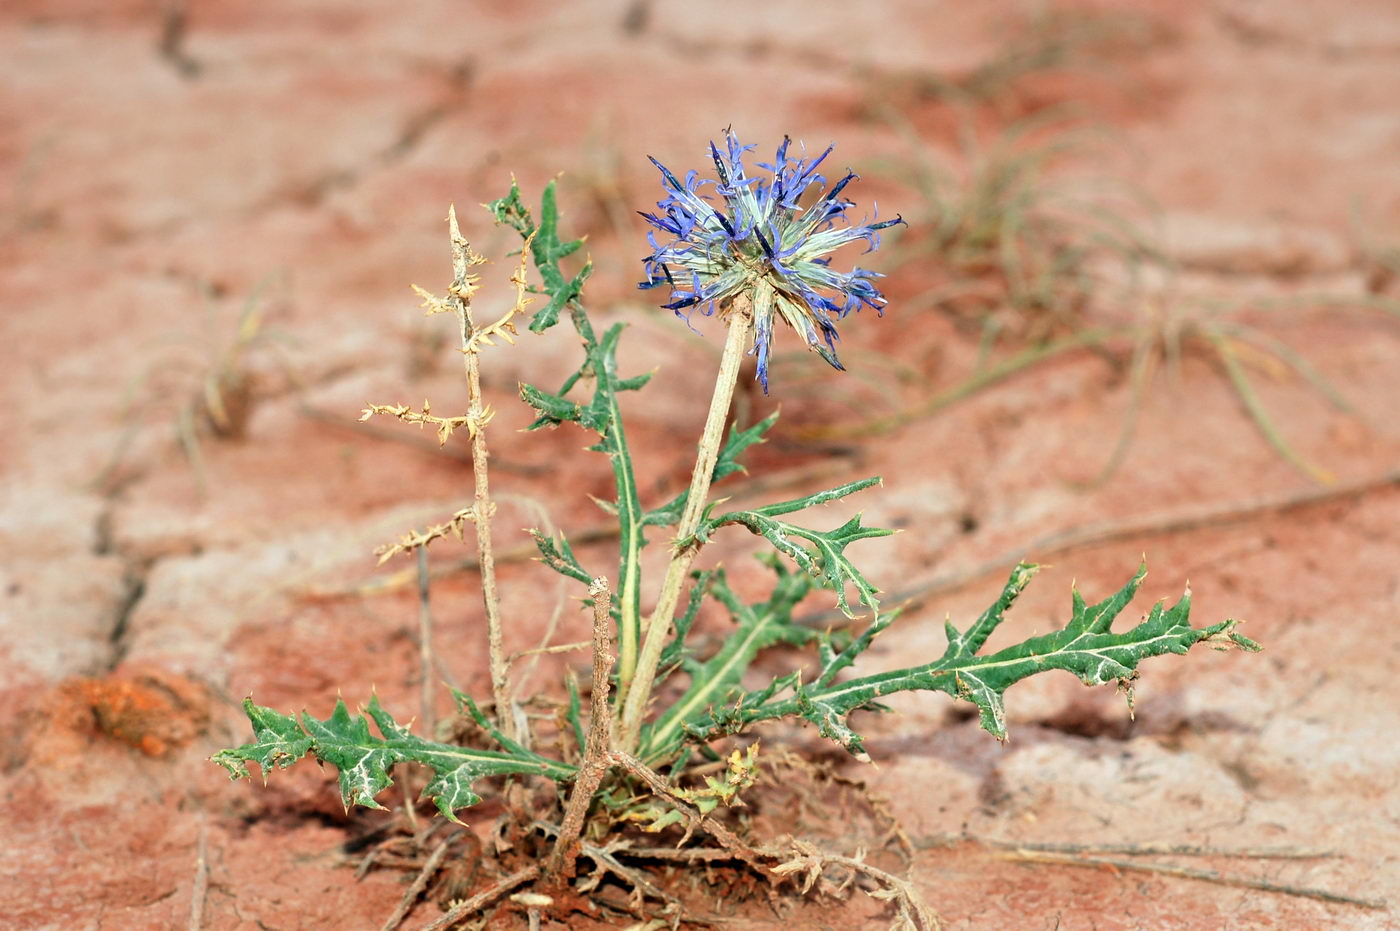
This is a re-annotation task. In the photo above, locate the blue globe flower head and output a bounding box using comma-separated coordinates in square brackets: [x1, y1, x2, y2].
[638, 130, 903, 393]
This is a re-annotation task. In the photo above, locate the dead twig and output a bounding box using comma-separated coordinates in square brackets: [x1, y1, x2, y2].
[418, 865, 539, 931]
[998, 848, 1387, 910]
[187, 812, 208, 931]
[444, 205, 516, 741]
[546, 578, 614, 880]
[295, 402, 544, 475]
[531, 821, 679, 912]
[509, 640, 591, 662]
[381, 838, 451, 931]
[618, 845, 752, 863]
[309, 460, 853, 601]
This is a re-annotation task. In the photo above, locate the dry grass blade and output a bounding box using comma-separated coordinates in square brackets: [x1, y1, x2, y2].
[811, 327, 1112, 440]
[546, 578, 614, 879]
[1202, 326, 1335, 484]
[999, 848, 1387, 910]
[920, 833, 1341, 859]
[416, 547, 436, 738]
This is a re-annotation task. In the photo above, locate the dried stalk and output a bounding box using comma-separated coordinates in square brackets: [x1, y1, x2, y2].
[546, 578, 614, 879]
[619, 300, 754, 751]
[446, 204, 516, 741]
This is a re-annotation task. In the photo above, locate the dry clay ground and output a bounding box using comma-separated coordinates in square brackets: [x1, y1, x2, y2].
[3, 1, 1400, 928]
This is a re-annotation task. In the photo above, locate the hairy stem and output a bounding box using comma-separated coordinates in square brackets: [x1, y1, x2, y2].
[618, 298, 754, 751]
[448, 205, 516, 741]
[546, 577, 613, 879]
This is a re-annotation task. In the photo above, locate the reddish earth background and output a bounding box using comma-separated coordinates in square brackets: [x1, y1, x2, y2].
[3, 1, 1400, 928]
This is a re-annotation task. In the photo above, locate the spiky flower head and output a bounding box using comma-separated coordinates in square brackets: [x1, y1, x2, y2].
[638, 130, 902, 393]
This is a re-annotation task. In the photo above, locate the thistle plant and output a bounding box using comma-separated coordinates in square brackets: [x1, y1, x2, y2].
[214, 131, 1258, 926]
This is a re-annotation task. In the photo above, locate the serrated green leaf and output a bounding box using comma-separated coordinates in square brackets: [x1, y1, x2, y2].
[795, 689, 871, 760]
[694, 477, 892, 617]
[493, 182, 647, 684]
[519, 383, 583, 425]
[214, 696, 574, 823]
[616, 371, 655, 392]
[486, 179, 589, 334]
[815, 608, 898, 689]
[211, 700, 314, 779]
[531, 529, 593, 585]
[656, 570, 714, 684]
[676, 562, 1254, 758]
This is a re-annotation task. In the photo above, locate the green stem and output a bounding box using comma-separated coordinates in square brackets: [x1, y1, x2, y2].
[617, 299, 755, 752]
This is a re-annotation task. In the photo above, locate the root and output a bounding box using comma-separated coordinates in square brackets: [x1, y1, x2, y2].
[768, 839, 939, 931]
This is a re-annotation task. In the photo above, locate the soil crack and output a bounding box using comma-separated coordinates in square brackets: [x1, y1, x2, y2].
[93, 503, 158, 671]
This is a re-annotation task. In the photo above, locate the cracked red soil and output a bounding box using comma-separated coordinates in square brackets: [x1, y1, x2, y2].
[2, 1, 1399, 928]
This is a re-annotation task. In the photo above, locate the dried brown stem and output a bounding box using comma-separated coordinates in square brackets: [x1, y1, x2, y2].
[446, 204, 516, 741]
[619, 300, 754, 751]
[934, 835, 1339, 859]
[417, 865, 539, 931]
[546, 578, 614, 879]
[768, 840, 940, 930]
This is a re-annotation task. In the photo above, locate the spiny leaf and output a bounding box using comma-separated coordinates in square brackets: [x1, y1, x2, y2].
[493, 180, 647, 687]
[616, 371, 655, 392]
[815, 608, 899, 689]
[795, 690, 871, 761]
[676, 562, 1255, 758]
[519, 383, 582, 425]
[694, 477, 892, 617]
[213, 696, 574, 823]
[657, 570, 715, 684]
[486, 179, 590, 333]
[211, 701, 312, 778]
[531, 529, 593, 585]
